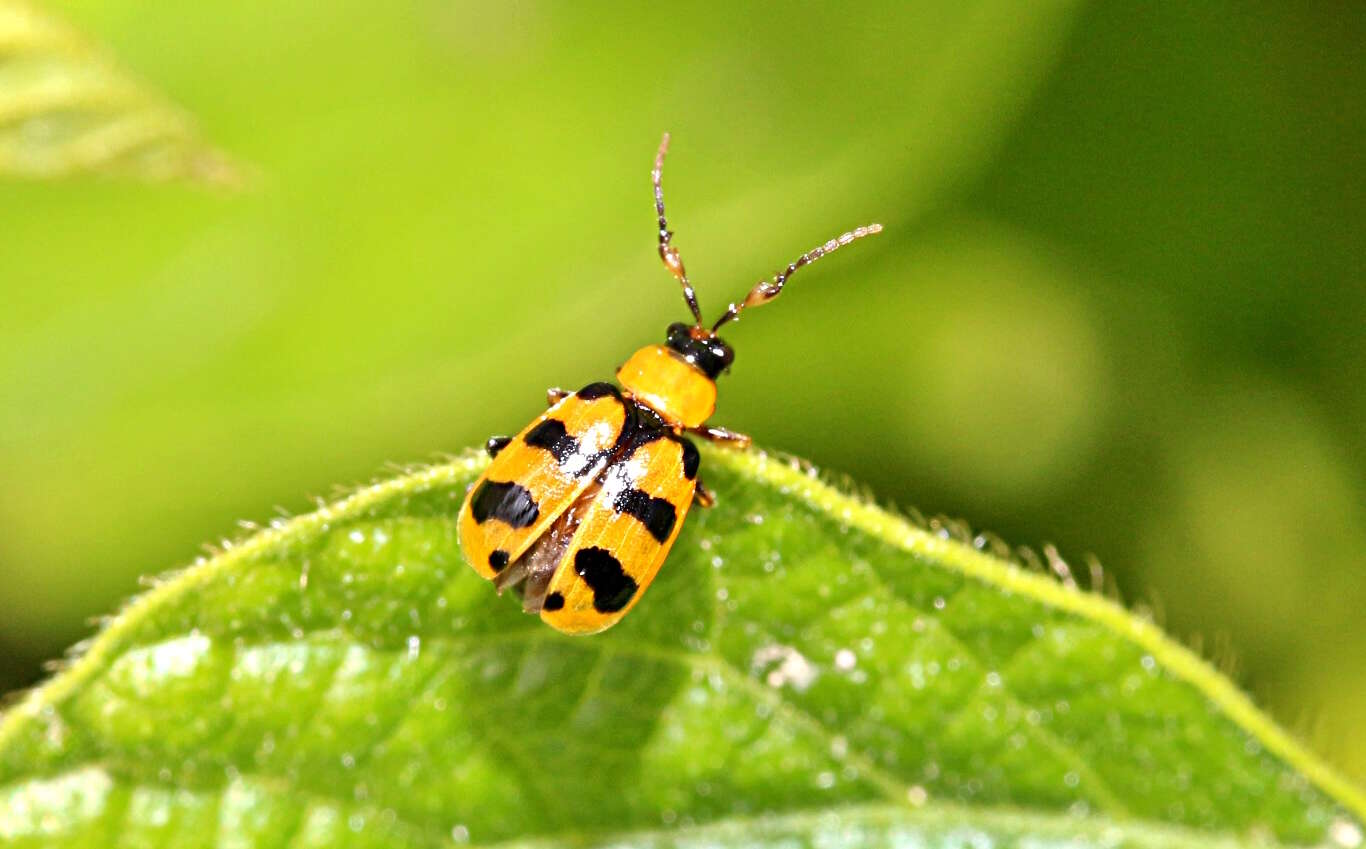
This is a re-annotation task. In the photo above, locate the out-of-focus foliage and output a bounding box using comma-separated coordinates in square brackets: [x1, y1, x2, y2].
[0, 0, 1363, 787]
[1, 450, 1360, 846]
[0, 1, 238, 182]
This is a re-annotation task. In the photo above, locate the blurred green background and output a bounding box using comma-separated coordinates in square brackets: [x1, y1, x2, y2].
[2, 0, 1363, 783]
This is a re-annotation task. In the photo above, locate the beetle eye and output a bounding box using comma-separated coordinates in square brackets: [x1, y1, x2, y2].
[665, 322, 691, 347]
[714, 341, 735, 371]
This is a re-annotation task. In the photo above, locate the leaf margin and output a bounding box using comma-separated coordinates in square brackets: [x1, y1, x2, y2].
[0, 446, 1361, 830]
[716, 449, 1366, 823]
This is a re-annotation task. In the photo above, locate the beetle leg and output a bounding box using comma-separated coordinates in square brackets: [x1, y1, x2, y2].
[485, 436, 512, 458]
[694, 479, 716, 508]
[689, 424, 752, 450]
[546, 387, 571, 406]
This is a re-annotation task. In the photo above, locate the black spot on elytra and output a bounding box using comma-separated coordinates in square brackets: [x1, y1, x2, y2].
[542, 591, 565, 611]
[524, 418, 577, 463]
[575, 382, 619, 401]
[485, 436, 511, 457]
[469, 480, 539, 528]
[613, 487, 677, 543]
[677, 436, 700, 480]
[574, 547, 638, 613]
[524, 416, 617, 478]
[488, 550, 509, 572]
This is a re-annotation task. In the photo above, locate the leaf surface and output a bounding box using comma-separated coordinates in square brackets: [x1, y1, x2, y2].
[0, 448, 1361, 848]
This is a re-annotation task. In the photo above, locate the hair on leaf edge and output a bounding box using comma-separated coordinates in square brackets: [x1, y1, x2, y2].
[742, 445, 1122, 601]
[1, 444, 1361, 820]
[702, 444, 1366, 818]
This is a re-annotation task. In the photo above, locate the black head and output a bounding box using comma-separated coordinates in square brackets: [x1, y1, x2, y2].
[649, 135, 881, 373]
[665, 322, 734, 379]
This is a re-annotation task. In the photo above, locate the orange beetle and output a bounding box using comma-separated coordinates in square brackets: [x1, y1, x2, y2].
[458, 134, 881, 634]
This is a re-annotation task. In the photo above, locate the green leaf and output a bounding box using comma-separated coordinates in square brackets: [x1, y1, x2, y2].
[0, 0, 240, 184]
[0, 448, 1361, 848]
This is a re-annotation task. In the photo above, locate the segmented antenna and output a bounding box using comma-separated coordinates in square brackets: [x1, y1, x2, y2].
[711, 223, 882, 332]
[653, 133, 705, 326]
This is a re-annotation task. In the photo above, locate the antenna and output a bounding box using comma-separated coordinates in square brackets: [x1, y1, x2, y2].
[711, 223, 882, 332]
[653, 133, 705, 326]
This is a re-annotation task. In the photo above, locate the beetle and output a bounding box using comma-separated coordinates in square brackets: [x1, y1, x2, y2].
[457, 133, 881, 634]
